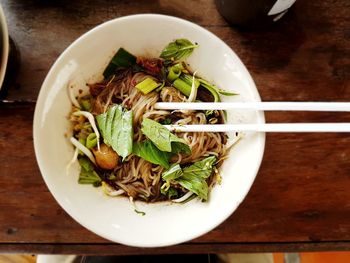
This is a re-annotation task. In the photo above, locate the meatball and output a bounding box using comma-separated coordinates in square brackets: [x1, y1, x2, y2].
[93, 144, 119, 170]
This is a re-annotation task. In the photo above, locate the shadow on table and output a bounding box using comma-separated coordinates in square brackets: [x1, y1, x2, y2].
[231, 8, 306, 72]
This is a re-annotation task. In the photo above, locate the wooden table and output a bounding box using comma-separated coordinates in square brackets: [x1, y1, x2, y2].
[1, 0, 349, 255]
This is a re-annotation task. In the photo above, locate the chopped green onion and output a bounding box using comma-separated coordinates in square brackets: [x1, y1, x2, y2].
[199, 84, 220, 102]
[173, 78, 191, 97]
[167, 64, 182, 82]
[86, 133, 97, 149]
[172, 73, 200, 97]
[200, 78, 238, 96]
[218, 89, 238, 96]
[199, 78, 238, 101]
[135, 78, 160, 94]
[155, 80, 165, 92]
[180, 74, 200, 88]
[79, 137, 86, 148]
[80, 98, 92, 111]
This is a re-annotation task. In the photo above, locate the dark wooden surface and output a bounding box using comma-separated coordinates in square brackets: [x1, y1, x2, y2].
[0, 0, 349, 254]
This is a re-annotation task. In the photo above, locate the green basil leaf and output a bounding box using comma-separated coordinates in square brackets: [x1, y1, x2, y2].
[182, 155, 217, 179]
[133, 140, 170, 169]
[162, 164, 183, 181]
[105, 105, 117, 143]
[178, 156, 217, 200]
[160, 39, 198, 62]
[171, 141, 192, 155]
[96, 105, 133, 160]
[167, 188, 178, 199]
[96, 112, 107, 140]
[141, 118, 191, 154]
[176, 173, 209, 200]
[161, 156, 217, 201]
[161, 187, 178, 199]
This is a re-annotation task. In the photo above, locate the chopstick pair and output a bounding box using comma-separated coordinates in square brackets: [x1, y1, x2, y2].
[153, 102, 350, 133]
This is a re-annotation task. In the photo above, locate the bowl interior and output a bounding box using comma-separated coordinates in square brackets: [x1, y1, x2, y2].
[0, 5, 9, 90]
[34, 14, 265, 247]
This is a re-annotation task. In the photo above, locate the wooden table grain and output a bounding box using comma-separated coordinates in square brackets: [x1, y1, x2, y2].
[0, 0, 349, 254]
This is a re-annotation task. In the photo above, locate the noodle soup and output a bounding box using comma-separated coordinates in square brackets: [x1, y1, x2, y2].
[67, 40, 238, 204]
[34, 15, 265, 246]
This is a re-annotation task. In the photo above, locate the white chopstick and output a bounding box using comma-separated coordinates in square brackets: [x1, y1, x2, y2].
[164, 123, 350, 133]
[156, 102, 350, 133]
[154, 102, 350, 111]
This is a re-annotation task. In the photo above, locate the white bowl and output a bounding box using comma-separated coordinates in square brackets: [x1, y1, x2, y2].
[33, 14, 265, 247]
[0, 4, 9, 90]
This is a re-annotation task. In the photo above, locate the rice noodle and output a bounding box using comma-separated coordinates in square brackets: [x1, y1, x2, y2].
[102, 182, 125, 197]
[71, 69, 229, 202]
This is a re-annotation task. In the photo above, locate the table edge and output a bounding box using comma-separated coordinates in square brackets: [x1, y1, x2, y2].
[1, 241, 350, 254]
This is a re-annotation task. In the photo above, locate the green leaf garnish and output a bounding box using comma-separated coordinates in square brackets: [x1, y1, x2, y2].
[133, 140, 171, 169]
[161, 186, 178, 199]
[96, 105, 133, 160]
[134, 209, 146, 216]
[161, 156, 217, 201]
[199, 78, 238, 100]
[103, 48, 136, 79]
[162, 164, 183, 181]
[182, 155, 217, 179]
[217, 89, 239, 96]
[78, 156, 93, 171]
[161, 118, 172, 125]
[78, 157, 102, 186]
[160, 39, 198, 62]
[141, 118, 191, 154]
